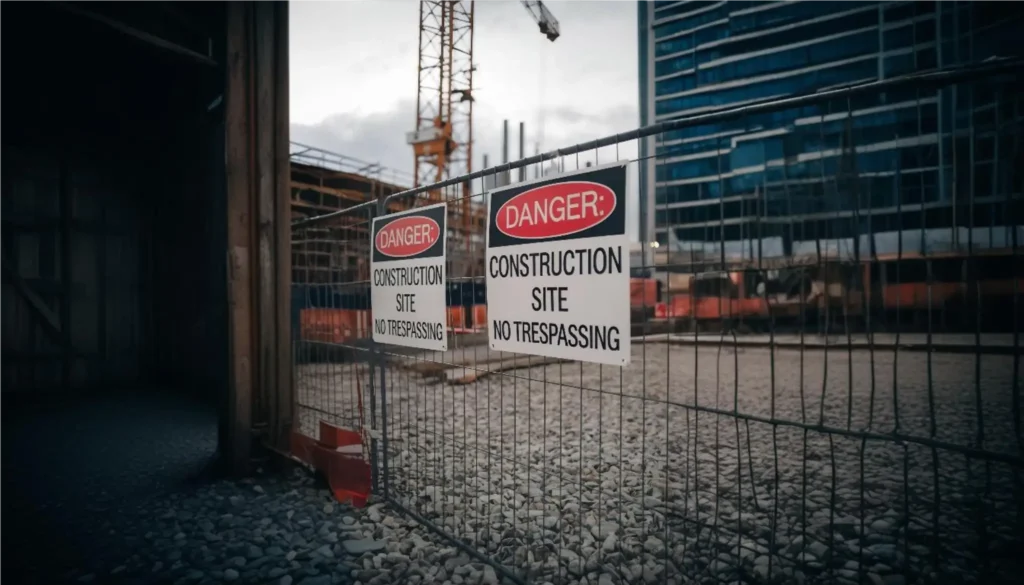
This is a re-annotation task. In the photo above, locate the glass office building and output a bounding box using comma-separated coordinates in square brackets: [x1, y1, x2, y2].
[637, 1, 1022, 263]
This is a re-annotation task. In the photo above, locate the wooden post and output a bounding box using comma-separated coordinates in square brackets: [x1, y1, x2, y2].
[255, 1, 276, 435]
[222, 0, 293, 473]
[273, 0, 294, 452]
[225, 1, 255, 476]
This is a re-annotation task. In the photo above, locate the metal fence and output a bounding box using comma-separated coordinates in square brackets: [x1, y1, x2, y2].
[291, 59, 1023, 585]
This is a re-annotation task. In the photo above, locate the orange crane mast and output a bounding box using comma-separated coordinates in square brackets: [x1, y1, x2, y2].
[407, 0, 559, 277]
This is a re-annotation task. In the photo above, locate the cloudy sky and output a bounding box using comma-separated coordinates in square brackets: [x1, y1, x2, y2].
[289, 0, 641, 237]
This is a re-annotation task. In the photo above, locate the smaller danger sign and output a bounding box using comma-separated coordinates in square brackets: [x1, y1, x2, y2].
[371, 203, 447, 351]
[486, 161, 630, 366]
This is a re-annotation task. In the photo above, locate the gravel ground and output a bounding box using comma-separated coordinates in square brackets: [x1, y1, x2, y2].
[297, 343, 1023, 585]
[2, 391, 474, 585]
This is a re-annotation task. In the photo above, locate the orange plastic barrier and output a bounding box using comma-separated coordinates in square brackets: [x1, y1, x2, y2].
[300, 309, 373, 344]
[291, 425, 371, 508]
[471, 304, 487, 328]
[300, 309, 352, 343]
[447, 306, 466, 329]
[630, 278, 658, 307]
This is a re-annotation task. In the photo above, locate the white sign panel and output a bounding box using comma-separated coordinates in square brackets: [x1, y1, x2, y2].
[485, 161, 631, 366]
[371, 203, 448, 351]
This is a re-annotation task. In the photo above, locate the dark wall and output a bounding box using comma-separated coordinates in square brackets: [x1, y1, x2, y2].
[1, 2, 228, 403]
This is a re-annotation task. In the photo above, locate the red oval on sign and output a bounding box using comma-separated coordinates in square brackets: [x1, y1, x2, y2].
[375, 215, 440, 258]
[495, 181, 616, 240]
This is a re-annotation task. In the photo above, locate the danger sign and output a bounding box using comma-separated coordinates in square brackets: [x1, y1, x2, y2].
[371, 203, 447, 351]
[485, 162, 630, 366]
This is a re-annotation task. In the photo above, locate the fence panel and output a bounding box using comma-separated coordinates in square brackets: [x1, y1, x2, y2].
[292, 202, 378, 479]
[294, 60, 1023, 585]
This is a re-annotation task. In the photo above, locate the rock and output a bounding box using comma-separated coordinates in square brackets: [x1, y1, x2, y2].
[599, 574, 615, 585]
[643, 537, 664, 555]
[297, 576, 331, 585]
[806, 541, 830, 560]
[444, 554, 470, 572]
[224, 569, 239, 581]
[345, 539, 387, 555]
[591, 522, 619, 539]
[869, 519, 892, 532]
[481, 566, 499, 585]
[278, 577, 293, 585]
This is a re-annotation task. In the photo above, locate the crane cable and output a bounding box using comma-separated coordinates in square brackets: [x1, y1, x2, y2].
[536, 36, 547, 177]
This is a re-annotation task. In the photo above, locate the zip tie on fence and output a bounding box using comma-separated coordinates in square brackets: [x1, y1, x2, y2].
[293, 57, 1023, 230]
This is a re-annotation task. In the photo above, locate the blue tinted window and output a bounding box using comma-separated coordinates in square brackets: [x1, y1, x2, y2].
[696, 30, 878, 87]
[730, 137, 784, 169]
[695, 8, 879, 65]
[883, 24, 915, 49]
[656, 181, 724, 205]
[656, 58, 878, 116]
[655, 74, 696, 96]
[657, 155, 727, 181]
[655, 22, 729, 56]
[654, 1, 718, 20]
[658, 136, 731, 158]
[655, 4, 729, 39]
[729, 1, 853, 34]
[655, 54, 694, 77]
[884, 53, 915, 77]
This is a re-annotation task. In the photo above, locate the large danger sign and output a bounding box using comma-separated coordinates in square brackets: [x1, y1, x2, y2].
[371, 202, 447, 351]
[486, 161, 630, 366]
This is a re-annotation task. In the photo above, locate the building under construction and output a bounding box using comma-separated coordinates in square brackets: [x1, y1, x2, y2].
[291, 142, 487, 286]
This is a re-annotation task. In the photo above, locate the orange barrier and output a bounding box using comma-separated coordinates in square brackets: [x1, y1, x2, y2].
[447, 306, 466, 330]
[300, 309, 351, 343]
[471, 304, 487, 328]
[299, 309, 372, 344]
[654, 303, 668, 319]
[291, 424, 371, 508]
[630, 278, 659, 307]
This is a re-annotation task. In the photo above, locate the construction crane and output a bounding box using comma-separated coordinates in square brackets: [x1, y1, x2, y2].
[407, 0, 559, 276]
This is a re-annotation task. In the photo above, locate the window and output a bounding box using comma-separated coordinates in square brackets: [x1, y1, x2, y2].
[656, 57, 878, 116]
[655, 1, 718, 19]
[729, 1, 856, 34]
[884, 53, 915, 77]
[656, 181, 724, 205]
[656, 74, 697, 96]
[655, 23, 729, 57]
[657, 155, 727, 182]
[655, 3, 729, 39]
[730, 137, 783, 169]
[658, 136, 729, 159]
[702, 8, 880, 65]
[655, 54, 695, 77]
[696, 30, 878, 87]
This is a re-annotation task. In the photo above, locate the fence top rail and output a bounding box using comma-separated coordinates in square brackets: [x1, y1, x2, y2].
[293, 57, 1023, 230]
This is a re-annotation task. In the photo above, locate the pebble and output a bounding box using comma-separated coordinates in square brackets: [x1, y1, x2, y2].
[19, 349, 1020, 585]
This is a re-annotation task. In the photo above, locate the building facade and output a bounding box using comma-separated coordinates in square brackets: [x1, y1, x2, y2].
[638, 1, 1022, 266]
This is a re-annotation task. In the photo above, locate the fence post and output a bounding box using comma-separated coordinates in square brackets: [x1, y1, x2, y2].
[374, 195, 390, 501]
